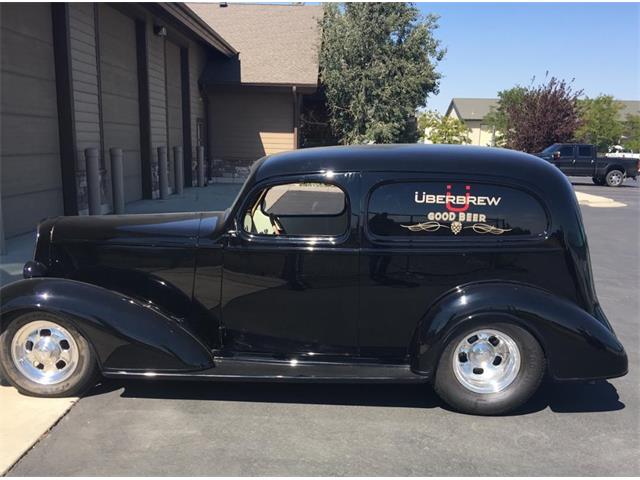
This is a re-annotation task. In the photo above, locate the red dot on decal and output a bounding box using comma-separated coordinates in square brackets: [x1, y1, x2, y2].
[465, 185, 471, 190]
[447, 184, 452, 189]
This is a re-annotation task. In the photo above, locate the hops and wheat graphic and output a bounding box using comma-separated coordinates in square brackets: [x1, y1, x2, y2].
[401, 220, 511, 235]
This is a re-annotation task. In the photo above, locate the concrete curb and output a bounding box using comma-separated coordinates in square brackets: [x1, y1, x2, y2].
[0, 386, 78, 474]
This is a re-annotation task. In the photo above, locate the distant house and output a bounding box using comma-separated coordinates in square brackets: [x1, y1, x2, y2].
[445, 98, 499, 147]
[0, 2, 323, 244]
[188, 3, 323, 180]
[446, 98, 640, 147]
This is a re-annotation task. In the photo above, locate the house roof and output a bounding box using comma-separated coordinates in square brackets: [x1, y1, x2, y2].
[447, 97, 640, 121]
[618, 100, 640, 119]
[187, 3, 323, 88]
[446, 98, 499, 121]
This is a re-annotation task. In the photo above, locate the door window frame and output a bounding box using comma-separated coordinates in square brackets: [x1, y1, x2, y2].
[234, 174, 353, 246]
[558, 145, 575, 158]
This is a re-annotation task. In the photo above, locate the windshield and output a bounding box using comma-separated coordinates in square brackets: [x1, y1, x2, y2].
[541, 144, 559, 154]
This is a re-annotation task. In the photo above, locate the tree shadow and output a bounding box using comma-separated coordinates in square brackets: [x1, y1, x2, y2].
[85, 378, 624, 415]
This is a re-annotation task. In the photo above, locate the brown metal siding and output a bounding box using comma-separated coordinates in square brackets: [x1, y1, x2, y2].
[147, 30, 166, 197]
[165, 40, 182, 191]
[189, 46, 207, 179]
[0, 3, 64, 237]
[209, 90, 295, 166]
[98, 5, 141, 203]
[68, 3, 101, 212]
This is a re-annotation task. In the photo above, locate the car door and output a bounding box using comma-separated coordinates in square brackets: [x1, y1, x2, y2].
[220, 172, 360, 356]
[575, 144, 596, 175]
[555, 145, 577, 174]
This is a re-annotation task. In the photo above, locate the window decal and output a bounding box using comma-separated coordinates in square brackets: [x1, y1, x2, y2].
[368, 181, 547, 239]
[402, 184, 511, 235]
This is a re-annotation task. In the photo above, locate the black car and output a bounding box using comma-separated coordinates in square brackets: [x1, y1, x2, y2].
[536, 143, 639, 186]
[0, 145, 627, 415]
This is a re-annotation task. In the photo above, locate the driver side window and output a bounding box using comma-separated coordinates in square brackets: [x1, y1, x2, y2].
[242, 182, 348, 237]
[559, 145, 574, 157]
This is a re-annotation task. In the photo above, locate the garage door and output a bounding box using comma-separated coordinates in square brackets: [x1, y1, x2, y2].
[98, 5, 142, 204]
[165, 40, 183, 192]
[0, 4, 64, 237]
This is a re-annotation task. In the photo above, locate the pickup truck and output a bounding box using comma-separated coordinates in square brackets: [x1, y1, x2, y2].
[535, 143, 639, 186]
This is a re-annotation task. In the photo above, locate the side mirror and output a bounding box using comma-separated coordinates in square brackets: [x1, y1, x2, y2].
[226, 228, 241, 246]
[553, 151, 561, 160]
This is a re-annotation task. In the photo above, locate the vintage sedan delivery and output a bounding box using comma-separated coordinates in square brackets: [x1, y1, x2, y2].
[0, 145, 628, 415]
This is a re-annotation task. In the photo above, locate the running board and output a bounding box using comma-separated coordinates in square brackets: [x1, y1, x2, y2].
[104, 356, 429, 383]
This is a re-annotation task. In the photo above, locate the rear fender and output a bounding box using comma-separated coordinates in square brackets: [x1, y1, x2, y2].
[410, 281, 627, 381]
[0, 278, 213, 372]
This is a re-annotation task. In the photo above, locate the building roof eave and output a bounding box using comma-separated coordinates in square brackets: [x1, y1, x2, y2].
[156, 3, 238, 57]
[206, 81, 318, 94]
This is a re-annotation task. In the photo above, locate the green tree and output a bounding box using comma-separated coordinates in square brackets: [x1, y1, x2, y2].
[621, 114, 640, 152]
[319, 3, 445, 144]
[418, 111, 470, 144]
[484, 87, 527, 147]
[575, 95, 624, 152]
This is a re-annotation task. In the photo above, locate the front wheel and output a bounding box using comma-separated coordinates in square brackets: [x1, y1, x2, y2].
[434, 323, 544, 415]
[0, 312, 98, 397]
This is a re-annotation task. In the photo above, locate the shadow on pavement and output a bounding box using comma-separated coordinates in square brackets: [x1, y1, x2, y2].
[570, 179, 638, 188]
[85, 377, 624, 415]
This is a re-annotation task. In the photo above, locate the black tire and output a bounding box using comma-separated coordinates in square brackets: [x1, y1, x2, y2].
[434, 322, 545, 415]
[605, 169, 625, 187]
[0, 311, 98, 397]
[592, 177, 605, 186]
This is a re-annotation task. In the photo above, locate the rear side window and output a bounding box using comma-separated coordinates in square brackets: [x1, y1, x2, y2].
[578, 145, 592, 157]
[368, 182, 547, 239]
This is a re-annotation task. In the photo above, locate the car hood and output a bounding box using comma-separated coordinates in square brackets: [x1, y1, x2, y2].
[50, 212, 226, 247]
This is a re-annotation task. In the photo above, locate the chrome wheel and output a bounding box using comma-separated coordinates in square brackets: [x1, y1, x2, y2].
[607, 170, 623, 186]
[10, 320, 80, 385]
[452, 329, 521, 394]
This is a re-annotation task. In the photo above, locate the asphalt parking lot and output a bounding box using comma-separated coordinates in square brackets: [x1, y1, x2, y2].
[7, 179, 640, 476]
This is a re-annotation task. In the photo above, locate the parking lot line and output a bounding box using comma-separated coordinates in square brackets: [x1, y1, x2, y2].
[575, 191, 627, 208]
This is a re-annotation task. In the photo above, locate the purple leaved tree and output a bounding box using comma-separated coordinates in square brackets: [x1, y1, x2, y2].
[502, 77, 583, 153]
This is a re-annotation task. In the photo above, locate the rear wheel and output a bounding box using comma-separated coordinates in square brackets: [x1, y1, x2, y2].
[0, 312, 97, 397]
[434, 323, 544, 415]
[605, 169, 624, 187]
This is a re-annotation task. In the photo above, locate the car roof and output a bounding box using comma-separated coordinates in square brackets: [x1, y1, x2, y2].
[252, 144, 563, 186]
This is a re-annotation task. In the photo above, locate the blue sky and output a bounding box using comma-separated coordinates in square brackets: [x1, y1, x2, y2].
[415, 2, 640, 113]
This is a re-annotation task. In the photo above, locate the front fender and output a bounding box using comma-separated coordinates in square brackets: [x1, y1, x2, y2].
[0, 278, 213, 372]
[410, 281, 627, 381]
